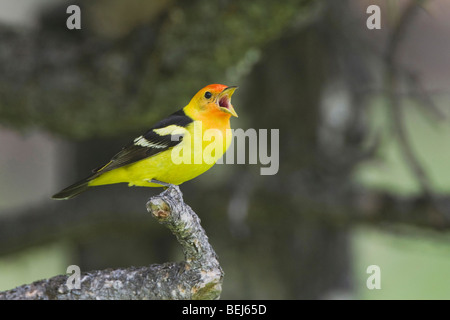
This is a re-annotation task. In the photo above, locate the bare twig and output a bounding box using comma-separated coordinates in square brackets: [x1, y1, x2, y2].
[0, 186, 223, 300]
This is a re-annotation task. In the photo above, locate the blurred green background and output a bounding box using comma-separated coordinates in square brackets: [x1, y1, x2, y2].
[1, 0, 450, 299]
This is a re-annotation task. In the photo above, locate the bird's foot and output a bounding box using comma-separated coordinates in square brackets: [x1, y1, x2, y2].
[147, 179, 183, 205]
[148, 179, 174, 189]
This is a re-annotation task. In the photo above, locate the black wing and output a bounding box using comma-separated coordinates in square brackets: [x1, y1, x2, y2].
[92, 109, 192, 174]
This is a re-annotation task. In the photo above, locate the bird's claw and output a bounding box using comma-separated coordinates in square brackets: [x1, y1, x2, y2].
[146, 179, 183, 206]
[149, 179, 181, 195]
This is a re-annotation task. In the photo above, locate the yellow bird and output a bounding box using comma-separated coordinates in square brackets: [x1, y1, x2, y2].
[52, 84, 238, 200]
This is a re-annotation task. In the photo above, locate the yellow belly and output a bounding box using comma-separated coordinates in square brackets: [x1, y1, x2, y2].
[89, 121, 232, 187]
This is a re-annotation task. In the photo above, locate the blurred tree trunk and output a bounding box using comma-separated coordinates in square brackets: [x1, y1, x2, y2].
[220, 27, 353, 299]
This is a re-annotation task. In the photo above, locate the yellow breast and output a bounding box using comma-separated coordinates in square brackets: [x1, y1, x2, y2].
[89, 119, 232, 187]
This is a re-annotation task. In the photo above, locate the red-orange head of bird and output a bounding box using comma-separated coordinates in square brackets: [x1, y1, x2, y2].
[186, 84, 238, 119]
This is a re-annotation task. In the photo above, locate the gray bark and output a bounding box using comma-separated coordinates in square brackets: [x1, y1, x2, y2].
[0, 186, 223, 300]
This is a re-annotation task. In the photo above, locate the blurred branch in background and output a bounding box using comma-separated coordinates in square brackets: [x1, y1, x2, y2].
[384, 0, 450, 222]
[385, 0, 433, 197]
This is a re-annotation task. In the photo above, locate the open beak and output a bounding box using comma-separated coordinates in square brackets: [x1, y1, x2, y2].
[217, 86, 238, 117]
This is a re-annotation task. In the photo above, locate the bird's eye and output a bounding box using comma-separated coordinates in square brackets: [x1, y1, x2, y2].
[204, 91, 212, 99]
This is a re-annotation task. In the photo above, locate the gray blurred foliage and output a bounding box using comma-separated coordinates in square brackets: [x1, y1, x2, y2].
[0, 0, 313, 139]
[0, 0, 445, 299]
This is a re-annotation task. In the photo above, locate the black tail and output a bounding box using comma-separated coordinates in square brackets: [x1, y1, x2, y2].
[52, 178, 91, 200]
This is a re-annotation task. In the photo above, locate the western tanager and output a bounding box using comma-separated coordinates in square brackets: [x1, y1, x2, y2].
[52, 84, 238, 200]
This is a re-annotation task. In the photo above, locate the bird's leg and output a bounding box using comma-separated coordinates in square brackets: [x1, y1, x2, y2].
[148, 179, 183, 203]
[148, 179, 174, 189]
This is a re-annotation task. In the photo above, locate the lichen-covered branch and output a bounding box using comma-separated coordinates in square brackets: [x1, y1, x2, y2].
[0, 186, 223, 300]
